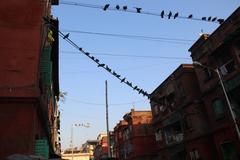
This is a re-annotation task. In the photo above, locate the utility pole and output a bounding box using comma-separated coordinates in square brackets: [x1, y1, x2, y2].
[105, 80, 111, 157]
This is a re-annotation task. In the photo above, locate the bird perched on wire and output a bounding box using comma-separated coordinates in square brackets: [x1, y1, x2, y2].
[188, 14, 193, 19]
[94, 59, 99, 63]
[207, 16, 212, 21]
[98, 63, 105, 67]
[85, 52, 90, 56]
[90, 56, 95, 60]
[135, 7, 142, 13]
[133, 86, 138, 90]
[168, 11, 172, 19]
[123, 6, 127, 11]
[121, 78, 126, 83]
[202, 17, 207, 21]
[212, 17, 217, 22]
[113, 71, 117, 76]
[103, 4, 110, 11]
[217, 19, 224, 24]
[63, 33, 70, 39]
[173, 12, 178, 19]
[160, 10, 164, 18]
[116, 74, 121, 78]
[116, 5, 120, 10]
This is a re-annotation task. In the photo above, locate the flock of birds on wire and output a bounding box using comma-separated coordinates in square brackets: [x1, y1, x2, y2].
[61, 32, 151, 99]
[101, 4, 224, 24]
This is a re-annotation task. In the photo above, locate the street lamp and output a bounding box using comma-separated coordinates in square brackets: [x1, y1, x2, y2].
[70, 123, 90, 160]
[193, 61, 240, 140]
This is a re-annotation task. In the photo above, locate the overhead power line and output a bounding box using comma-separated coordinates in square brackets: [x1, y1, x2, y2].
[62, 29, 194, 44]
[61, 51, 191, 60]
[60, 1, 225, 24]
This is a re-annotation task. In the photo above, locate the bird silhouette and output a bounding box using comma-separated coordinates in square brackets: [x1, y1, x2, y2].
[95, 59, 99, 63]
[79, 48, 83, 51]
[173, 12, 178, 19]
[133, 86, 138, 90]
[212, 17, 217, 22]
[136, 88, 140, 91]
[85, 52, 90, 56]
[116, 5, 120, 10]
[113, 71, 117, 76]
[168, 11, 172, 19]
[103, 4, 110, 11]
[63, 33, 70, 39]
[116, 74, 121, 78]
[135, 7, 142, 13]
[98, 64, 105, 67]
[121, 78, 126, 83]
[217, 19, 224, 24]
[123, 6, 127, 11]
[202, 17, 207, 21]
[160, 10, 164, 18]
[207, 16, 212, 21]
[188, 14, 193, 19]
[90, 56, 95, 60]
[106, 65, 111, 72]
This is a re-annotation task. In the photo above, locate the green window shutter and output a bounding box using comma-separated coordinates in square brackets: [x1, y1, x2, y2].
[34, 139, 49, 159]
[40, 61, 52, 86]
[212, 99, 225, 118]
[41, 46, 52, 61]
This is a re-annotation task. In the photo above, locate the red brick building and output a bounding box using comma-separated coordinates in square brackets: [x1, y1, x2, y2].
[94, 134, 109, 160]
[0, 0, 60, 159]
[113, 109, 157, 160]
[189, 7, 240, 160]
[150, 64, 215, 160]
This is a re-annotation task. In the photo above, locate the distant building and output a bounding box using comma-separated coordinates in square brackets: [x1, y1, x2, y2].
[94, 134, 109, 160]
[82, 140, 99, 159]
[113, 109, 157, 160]
[0, 0, 60, 159]
[61, 152, 90, 160]
[189, 6, 240, 160]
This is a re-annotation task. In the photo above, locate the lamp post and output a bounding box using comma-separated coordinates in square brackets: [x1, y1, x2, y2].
[193, 61, 240, 140]
[70, 123, 90, 160]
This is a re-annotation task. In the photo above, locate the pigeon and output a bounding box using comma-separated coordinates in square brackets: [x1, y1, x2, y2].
[98, 64, 105, 67]
[116, 5, 120, 10]
[173, 12, 179, 19]
[160, 10, 164, 18]
[85, 52, 90, 56]
[116, 74, 121, 78]
[79, 47, 83, 51]
[103, 4, 110, 11]
[202, 17, 207, 21]
[133, 86, 138, 90]
[188, 14, 193, 19]
[95, 59, 99, 63]
[121, 78, 126, 83]
[135, 7, 142, 13]
[63, 33, 69, 39]
[217, 19, 224, 24]
[123, 6, 127, 11]
[212, 17, 217, 22]
[207, 16, 212, 21]
[168, 11, 172, 19]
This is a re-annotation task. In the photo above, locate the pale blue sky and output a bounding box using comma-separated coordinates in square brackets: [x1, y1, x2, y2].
[52, 1, 240, 149]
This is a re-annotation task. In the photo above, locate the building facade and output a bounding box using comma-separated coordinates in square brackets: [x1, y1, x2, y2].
[189, 7, 240, 160]
[150, 64, 215, 160]
[0, 0, 60, 159]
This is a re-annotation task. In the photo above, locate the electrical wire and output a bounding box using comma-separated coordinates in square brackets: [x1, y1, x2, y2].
[61, 51, 191, 60]
[67, 97, 148, 106]
[61, 29, 194, 44]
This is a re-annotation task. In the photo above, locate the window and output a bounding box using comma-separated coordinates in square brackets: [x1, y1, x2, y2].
[183, 115, 193, 130]
[221, 142, 238, 160]
[155, 129, 163, 141]
[189, 149, 200, 160]
[203, 67, 213, 81]
[212, 99, 225, 119]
